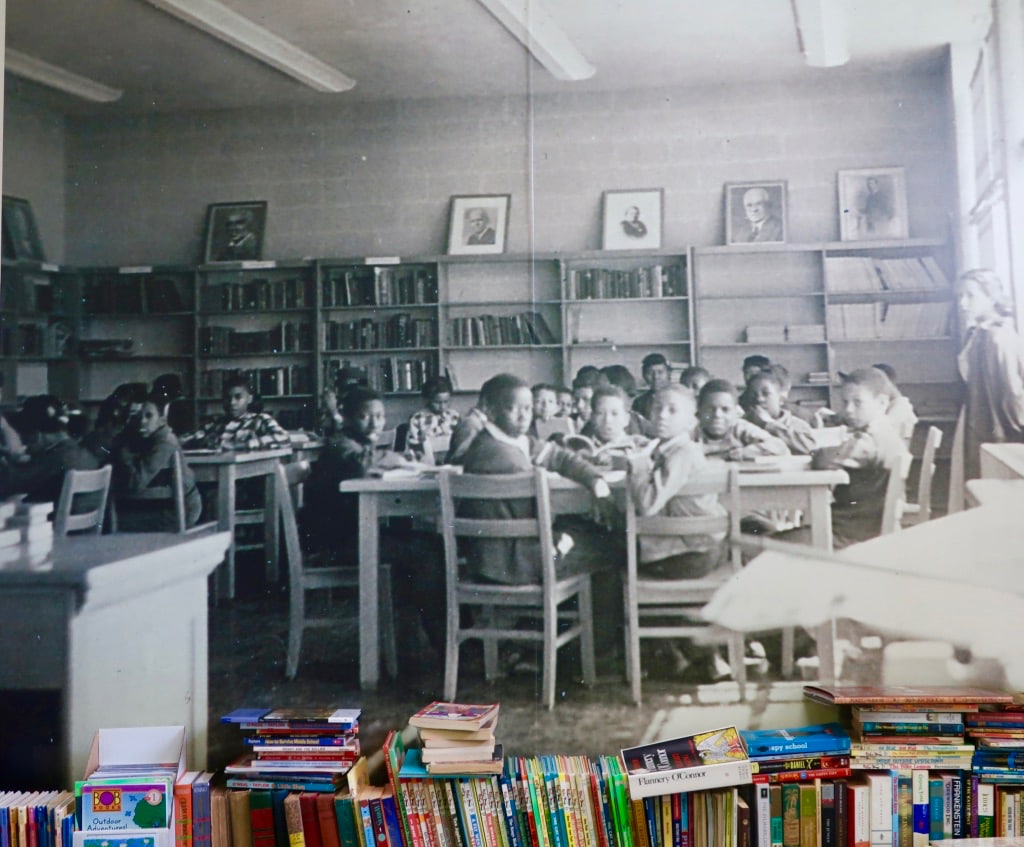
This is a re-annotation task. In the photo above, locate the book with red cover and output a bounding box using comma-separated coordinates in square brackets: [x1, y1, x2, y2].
[249, 790, 277, 847]
[408, 702, 499, 732]
[803, 685, 1015, 707]
[315, 793, 341, 847]
[299, 793, 325, 847]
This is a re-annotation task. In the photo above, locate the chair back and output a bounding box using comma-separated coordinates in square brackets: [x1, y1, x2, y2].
[880, 450, 913, 535]
[376, 428, 398, 452]
[282, 459, 311, 509]
[424, 433, 452, 465]
[438, 468, 556, 592]
[111, 450, 189, 533]
[912, 426, 943, 525]
[54, 465, 113, 536]
[275, 462, 304, 589]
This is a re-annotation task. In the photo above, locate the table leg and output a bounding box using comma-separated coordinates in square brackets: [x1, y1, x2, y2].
[358, 493, 380, 690]
[808, 484, 837, 684]
[220, 466, 237, 601]
[264, 467, 279, 585]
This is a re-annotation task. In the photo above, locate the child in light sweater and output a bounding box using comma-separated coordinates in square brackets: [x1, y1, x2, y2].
[697, 379, 788, 460]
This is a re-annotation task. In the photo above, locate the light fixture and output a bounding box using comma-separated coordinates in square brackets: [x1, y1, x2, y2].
[476, 0, 595, 82]
[5, 49, 123, 103]
[143, 0, 356, 92]
[790, 0, 850, 68]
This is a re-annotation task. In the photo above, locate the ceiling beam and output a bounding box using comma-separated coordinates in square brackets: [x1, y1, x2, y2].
[791, 0, 850, 68]
[143, 0, 356, 93]
[5, 48, 123, 102]
[476, 0, 595, 82]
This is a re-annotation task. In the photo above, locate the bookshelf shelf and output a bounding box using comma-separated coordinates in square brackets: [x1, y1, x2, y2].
[570, 340, 691, 348]
[324, 346, 440, 354]
[447, 343, 563, 351]
[565, 295, 690, 304]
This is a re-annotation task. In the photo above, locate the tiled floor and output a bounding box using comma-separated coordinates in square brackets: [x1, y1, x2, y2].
[206, 585, 829, 772]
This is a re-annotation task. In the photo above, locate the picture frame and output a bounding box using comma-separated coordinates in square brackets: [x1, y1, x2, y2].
[601, 188, 663, 251]
[2, 195, 46, 262]
[446, 194, 510, 255]
[203, 201, 268, 263]
[837, 167, 909, 241]
[725, 181, 787, 245]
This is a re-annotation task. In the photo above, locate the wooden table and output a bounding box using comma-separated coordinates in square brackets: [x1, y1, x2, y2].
[0, 529, 231, 784]
[979, 442, 1024, 480]
[185, 448, 291, 599]
[340, 466, 848, 689]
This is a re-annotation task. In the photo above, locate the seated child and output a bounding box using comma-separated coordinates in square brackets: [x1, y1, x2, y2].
[678, 365, 711, 395]
[460, 373, 613, 586]
[555, 386, 574, 418]
[767, 363, 817, 424]
[447, 405, 486, 465]
[742, 354, 772, 384]
[599, 364, 656, 438]
[301, 386, 445, 652]
[632, 353, 672, 421]
[626, 383, 733, 678]
[814, 368, 909, 548]
[530, 382, 570, 440]
[182, 374, 291, 452]
[570, 385, 648, 467]
[697, 379, 788, 459]
[742, 370, 816, 455]
[873, 363, 918, 446]
[406, 376, 460, 458]
[318, 385, 344, 437]
[570, 367, 608, 429]
[112, 393, 202, 532]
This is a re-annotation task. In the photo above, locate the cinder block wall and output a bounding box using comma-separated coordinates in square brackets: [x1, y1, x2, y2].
[57, 64, 955, 266]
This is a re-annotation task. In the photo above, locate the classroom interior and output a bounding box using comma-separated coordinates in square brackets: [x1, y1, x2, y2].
[3, 0, 1024, 786]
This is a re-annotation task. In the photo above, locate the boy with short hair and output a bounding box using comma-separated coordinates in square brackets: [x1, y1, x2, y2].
[555, 386, 574, 418]
[742, 370, 816, 455]
[570, 367, 609, 428]
[182, 374, 291, 452]
[742, 354, 772, 384]
[815, 368, 909, 548]
[697, 379, 788, 459]
[531, 383, 560, 425]
[632, 353, 672, 420]
[573, 385, 649, 467]
[678, 365, 712, 395]
[406, 375, 460, 457]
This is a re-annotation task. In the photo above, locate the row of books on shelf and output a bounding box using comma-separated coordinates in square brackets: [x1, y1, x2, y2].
[826, 303, 951, 340]
[824, 257, 951, 294]
[4, 273, 61, 313]
[447, 312, 557, 348]
[322, 315, 438, 352]
[200, 278, 314, 312]
[323, 357, 437, 394]
[321, 268, 438, 308]
[83, 275, 189, 314]
[200, 366, 314, 399]
[0, 790, 76, 847]
[0, 320, 72, 357]
[566, 265, 687, 300]
[200, 323, 315, 355]
[744, 325, 826, 344]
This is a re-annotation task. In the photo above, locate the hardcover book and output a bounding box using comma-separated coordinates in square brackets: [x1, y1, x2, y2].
[619, 727, 751, 800]
[803, 685, 1015, 706]
[741, 723, 851, 758]
[408, 702, 500, 732]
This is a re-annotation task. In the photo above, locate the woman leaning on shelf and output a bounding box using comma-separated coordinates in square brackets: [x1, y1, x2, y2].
[950, 268, 1024, 508]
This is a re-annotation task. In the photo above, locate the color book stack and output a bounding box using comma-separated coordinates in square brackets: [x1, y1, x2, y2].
[0, 790, 75, 847]
[741, 722, 852, 784]
[968, 702, 1024, 784]
[0, 496, 53, 566]
[408, 702, 502, 776]
[221, 707, 361, 792]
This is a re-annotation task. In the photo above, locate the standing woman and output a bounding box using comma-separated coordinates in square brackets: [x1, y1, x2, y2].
[950, 269, 1024, 508]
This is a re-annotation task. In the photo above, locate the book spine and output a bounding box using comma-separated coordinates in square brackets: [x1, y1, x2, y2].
[753, 769, 853, 785]
[834, 780, 848, 847]
[457, 780, 484, 847]
[950, 773, 965, 839]
[821, 782, 836, 847]
[626, 760, 753, 799]
[753, 758, 850, 776]
[176, 778, 196, 847]
[334, 793, 360, 847]
[250, 791, 278, 847]
[770, 784, 784, 847]
[977, 782, 995, 837]
[856, 724, 964, 735]
[402, 782, 428, 847]
[895, 774, 911, 847]
[368, 797, 388, 847]
[299, 794, 324, 847]
[755, 784, 771, 847]
[798, 783, 817, 847]
[285, 793, 307, 847]
[316, 793, 342, 847]
[499, 772, 524, 847]
[782, 784, 800, 847]
[193, 778, 213, 847]
[381, 792, 405, 847]
[357, 792, 375, 847]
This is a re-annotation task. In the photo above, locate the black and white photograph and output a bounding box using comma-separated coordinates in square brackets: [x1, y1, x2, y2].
[725, 181, 787, 244]
[838, 167, 909, 241]
[203, 201, 268, 263]
[4, 0, 1024, 805]
[601, 188, 663, 250]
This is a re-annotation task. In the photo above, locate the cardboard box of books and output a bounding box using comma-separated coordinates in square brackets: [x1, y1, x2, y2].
[73, 726, 187, 847]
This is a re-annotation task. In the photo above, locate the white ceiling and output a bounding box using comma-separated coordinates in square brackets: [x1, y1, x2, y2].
[4, 0, 992, 115]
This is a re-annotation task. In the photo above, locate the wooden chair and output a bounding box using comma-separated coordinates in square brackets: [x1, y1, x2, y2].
[423, 433, 452, 465]
[376, 428, 398, 452]
[53, 465, 113, 536]
[880, 451, 913, 535]
[277, 462, 398, 680]
[437, 467, 596, 709]
[623, 463, 746, 704]
[901, 426, 942, 527]
[110, 450, 188, 533]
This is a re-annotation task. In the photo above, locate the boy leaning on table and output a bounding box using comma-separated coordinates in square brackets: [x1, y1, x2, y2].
[181, 373, 291, 452]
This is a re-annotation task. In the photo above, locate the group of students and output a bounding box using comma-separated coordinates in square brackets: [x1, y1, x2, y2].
[303, 350, 915, 680]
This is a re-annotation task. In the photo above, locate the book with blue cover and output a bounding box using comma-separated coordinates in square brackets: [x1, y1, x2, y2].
[741, 723, 851, 758]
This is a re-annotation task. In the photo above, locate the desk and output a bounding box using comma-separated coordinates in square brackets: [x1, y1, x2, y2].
[0, 529, 231, 784]
[340, 467, 847, 689]
[186, 448, 291, 599]
[979, 443, 1024, 480]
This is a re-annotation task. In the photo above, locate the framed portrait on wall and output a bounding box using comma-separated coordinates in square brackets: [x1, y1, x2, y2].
[2, 195, 46, 262]
[724, 181, 787, 245]
[601, 188, 663, 250]
[837, 167, 908, 241]
[203, 201, 268, 263]
[446, 194, 511, 255]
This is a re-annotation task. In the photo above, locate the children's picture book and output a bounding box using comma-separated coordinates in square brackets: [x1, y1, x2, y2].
[408, 702, 500, 732]
[803, 685, 1015, 706]
[619, 726, 752, 799]
[741, 723, 851, 758]
[81, 783, 170, 831]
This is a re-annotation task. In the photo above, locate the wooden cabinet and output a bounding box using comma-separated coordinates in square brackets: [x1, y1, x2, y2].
[0, 260, 79, 405]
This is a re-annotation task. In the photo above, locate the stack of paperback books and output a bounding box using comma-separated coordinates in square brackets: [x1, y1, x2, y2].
[221, 706, 361, 792]
[741, 722, 852, 784]
[408, 702, 502, 776]
[969, 704, 1024, 784]
[0, 497, 53, 566]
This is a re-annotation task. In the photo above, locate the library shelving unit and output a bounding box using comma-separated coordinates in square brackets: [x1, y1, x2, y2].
[439, 253, 564, 395]
[316, 259, 441, 410]
[77, 264, 196, 411]
[560, 249, 695, 381]
[0, 259, 79, 405]
[691, 238, 959, 421]
[196, 260, 317, 430]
